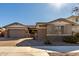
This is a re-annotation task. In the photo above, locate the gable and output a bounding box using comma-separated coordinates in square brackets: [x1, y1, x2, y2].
[50, 21, 71, 26]
[7, 24, 26, 27]
[67, 16, 79, 24]
[48, 18, 75, 26]
[3, 22, 27, 28]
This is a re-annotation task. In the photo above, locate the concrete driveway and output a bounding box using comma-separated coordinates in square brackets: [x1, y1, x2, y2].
[0, 38, 45, 46]
[0, 38, 32, 46]
[0, 38, 49, 56]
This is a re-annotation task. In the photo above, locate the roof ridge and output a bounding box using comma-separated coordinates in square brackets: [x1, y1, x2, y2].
[48, 18, 76, 24]
[3, 22, 27, 28]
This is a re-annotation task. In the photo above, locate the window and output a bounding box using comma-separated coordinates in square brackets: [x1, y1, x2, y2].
[39, 25, 46, 27]
[56, 26, 64, 30]
[76, 18, 79, 22]
[61, 26, 64, 30]
[61, 26, 64, 34]
[56, 26, 64, 34]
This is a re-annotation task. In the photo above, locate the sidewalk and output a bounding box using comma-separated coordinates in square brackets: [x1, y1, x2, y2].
[0, 47, 49, 56]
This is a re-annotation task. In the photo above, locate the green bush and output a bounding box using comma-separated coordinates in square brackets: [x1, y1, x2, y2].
[64, 33, 79, 43]
[44, 40, 52, 45]
[74, 33, 79, 42]
[75, 33, 79, 37]
[63, 36, 77, 43]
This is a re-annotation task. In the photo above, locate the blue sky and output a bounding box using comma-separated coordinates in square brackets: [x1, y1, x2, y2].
[0, 3, 78, 27]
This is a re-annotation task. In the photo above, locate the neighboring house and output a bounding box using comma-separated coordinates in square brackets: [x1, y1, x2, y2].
[3, 22, 29, 38]
[0, 28, 5, 37]
[67, 16, 79, 34]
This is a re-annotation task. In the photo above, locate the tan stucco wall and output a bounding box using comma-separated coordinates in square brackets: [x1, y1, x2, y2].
[47, 21, 72, 36]
[47, 24, 56, 34]
[64, 24, 72, 34]
[36, 24, 47, 41]
[37, 29, 46, 41]
[72, 25, 79, 33]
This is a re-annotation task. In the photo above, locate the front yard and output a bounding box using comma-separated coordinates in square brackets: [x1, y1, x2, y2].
[0, 38, 79, 56]
[0, 38, 49, 56]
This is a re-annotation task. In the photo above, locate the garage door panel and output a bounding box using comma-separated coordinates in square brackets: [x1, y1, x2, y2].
[8, 29, 27, 38]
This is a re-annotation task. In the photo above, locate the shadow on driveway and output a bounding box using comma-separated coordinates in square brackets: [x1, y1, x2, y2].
[16, 39, 45, 46]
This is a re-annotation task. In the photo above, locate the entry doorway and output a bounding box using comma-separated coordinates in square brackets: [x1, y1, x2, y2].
[29, 29, 37, 39]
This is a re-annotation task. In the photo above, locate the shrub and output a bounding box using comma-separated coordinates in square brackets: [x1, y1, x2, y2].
[63, 36, 77, 43]
[44, 40, 52, 45]
[64, 33, 79, 43]
[75, 33, 79, 37]
[74, 33, 79, 42]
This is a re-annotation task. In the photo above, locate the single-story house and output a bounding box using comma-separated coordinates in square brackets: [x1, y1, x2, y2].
[0, 16, 79, 42]
[36, 16, 79, 42]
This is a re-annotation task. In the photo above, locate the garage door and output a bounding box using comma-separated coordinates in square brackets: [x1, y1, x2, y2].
[8, 29, 27, 38]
